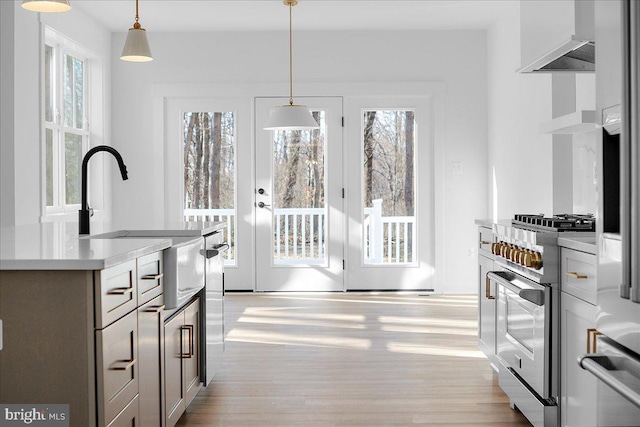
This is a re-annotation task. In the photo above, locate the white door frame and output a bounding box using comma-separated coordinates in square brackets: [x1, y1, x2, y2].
[154, 82, 445, 292]
[254, 96, 344, 292]
[344, 97, 436, 291]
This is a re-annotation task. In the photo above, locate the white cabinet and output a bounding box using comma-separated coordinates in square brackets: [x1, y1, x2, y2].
[560, 292, 597, 427]
[477, 225, 497, 369]
[165, 297, 201, 427]
[559, 244, 597, 427]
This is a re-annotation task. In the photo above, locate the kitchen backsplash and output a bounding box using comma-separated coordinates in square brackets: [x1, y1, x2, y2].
[573, 130, 597, 215]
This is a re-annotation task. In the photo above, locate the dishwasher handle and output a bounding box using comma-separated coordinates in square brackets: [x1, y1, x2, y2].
[205, 244, 230, 259]
[579, 354, 640, 409]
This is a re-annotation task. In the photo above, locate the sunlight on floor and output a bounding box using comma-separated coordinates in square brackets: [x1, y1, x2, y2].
[226, 328, 373, 350]
[226, 294, 481, 353]
[386, 342, 486, 358]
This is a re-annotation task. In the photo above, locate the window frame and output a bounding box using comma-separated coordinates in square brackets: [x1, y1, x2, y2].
[42, 27, 91, 218]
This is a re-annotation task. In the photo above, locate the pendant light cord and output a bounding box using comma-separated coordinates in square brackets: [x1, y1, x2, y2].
[289, 2, 294, 106]
[136, 0, 139, 22]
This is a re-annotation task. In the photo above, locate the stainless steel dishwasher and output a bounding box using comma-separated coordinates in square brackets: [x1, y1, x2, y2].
[202, 231, 228, 385]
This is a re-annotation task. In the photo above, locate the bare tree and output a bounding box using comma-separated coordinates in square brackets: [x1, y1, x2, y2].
[193, 113, 203, 208]
[202, 113, 211, 209]
[363, 111, 377, 207]
[211, 112, 222, 208]
[404, 111, 414, 215]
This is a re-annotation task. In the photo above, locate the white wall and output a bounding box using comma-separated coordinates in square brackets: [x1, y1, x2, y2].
[0, 3, 112, 227]
[487, 2, 554, 220]
[111, 30, 488, 293]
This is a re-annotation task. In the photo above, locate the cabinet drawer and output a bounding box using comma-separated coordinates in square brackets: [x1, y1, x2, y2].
[478, 226, 494, 257]
[106, 395, 139, 427]
[137, 251, 164, 305]
[561, 248, 596, 304]
[96, 310, 139, 426]
[95, 259, 137, 329]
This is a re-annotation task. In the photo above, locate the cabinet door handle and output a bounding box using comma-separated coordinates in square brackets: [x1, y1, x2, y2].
[181, 325, 194, 358]
[566, 271, 588, 279]
[141, 273, 164, 280]
[144, 304, 165, 313]
[485, 276, 495, 300]
[480, 240, 491, 245]
[587, 328, 603, 353]
[107, 287, 134, 295]
[111, 359, 136, 371]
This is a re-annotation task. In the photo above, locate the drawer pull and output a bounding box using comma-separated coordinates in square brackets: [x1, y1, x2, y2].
[566, 271, 588, 279]
[144, 304, 165, 313]
[181, 325, 194, 358]
[485, 275, 495, 300]
[587, 328, 603, 353]
[141, 273, 164, 280]
[480, 240, 491, 245]
[111, 359, 136, 371]
[107, 287, 134, 295]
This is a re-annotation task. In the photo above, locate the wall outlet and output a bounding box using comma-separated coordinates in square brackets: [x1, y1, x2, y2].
[451, 161, 464, 175]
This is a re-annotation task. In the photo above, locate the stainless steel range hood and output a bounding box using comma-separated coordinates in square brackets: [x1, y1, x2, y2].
[518, 36, 595, 73]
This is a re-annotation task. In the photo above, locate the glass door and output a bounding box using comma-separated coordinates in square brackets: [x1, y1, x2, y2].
[254, 97, 344, 291]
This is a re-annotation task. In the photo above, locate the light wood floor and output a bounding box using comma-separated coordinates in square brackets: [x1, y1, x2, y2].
[177, 293, 531, 427]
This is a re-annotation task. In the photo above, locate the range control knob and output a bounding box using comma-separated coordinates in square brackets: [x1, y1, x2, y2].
[524, 252, 543, 270]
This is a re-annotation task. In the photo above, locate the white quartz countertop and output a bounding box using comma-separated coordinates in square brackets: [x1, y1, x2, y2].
[0, 220, 226, 270]
[557, 236, 597, 255]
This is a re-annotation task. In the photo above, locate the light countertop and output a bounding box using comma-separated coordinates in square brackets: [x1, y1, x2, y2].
[0, 221, 225, 270]
[557, 236, 597, 255]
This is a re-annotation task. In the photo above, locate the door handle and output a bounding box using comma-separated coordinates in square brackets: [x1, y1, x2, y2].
[485, 275, 495, 300]
[258, 202, 270, 208]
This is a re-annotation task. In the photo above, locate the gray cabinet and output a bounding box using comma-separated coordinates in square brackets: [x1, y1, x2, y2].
[138, 294, 165, 427]
[0, 250, 165, 427]
[165, 297, 201, 427]
[477, 225, 497, 369]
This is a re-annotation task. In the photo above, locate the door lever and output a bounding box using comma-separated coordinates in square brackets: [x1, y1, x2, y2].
[257, 202, 270, 208]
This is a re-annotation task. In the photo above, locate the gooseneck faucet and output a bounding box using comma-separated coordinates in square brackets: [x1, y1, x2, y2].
[79, 145, 129, 235]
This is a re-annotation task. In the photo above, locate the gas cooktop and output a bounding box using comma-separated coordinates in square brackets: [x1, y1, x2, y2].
[512, 214, 595, 232]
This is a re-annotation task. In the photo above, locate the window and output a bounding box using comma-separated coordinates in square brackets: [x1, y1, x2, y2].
[183, 112, 237, 265]
[43, 29, 90, 215]
[362, 110, 416, 264]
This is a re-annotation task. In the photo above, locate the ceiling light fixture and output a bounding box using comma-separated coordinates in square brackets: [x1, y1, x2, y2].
[21, 0, 71, 13]
[121, 0, 153, 62]
[264, 0, 319, 131]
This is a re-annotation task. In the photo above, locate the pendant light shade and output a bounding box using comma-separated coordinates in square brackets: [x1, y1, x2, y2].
[21, 0, 71, 13]
[264, 0, 318, 131]
[264, 105, 320, 131]
[121, 0, 153, 62]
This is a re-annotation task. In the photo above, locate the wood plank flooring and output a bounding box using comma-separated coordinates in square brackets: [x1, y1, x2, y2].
[176, 293, 531, 427]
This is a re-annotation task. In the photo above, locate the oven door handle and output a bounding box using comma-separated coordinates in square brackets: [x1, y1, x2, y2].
[487, 271, 545, 306]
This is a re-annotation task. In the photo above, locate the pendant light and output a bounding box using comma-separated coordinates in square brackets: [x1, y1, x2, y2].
[121, 0, 153, 62]
[21, 0, 71, 13]
[264, 0, 319, 131]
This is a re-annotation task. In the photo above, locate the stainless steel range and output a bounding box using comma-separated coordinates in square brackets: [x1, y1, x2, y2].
[488, 214, 595, 427]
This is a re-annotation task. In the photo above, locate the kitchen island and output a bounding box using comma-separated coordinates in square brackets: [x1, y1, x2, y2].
[0, 221, 225, 427]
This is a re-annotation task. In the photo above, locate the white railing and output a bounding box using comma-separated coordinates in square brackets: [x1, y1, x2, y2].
[184, 203, 414, 266]
[183, 208, 235, 264]
[364, 199, 416, 264]
[273, 208, 326, 264]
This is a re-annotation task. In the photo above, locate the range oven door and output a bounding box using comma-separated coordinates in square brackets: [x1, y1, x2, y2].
[491, 271, 552, 399]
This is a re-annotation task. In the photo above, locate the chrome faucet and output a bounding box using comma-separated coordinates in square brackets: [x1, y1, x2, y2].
[79, 145, 128, 235]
